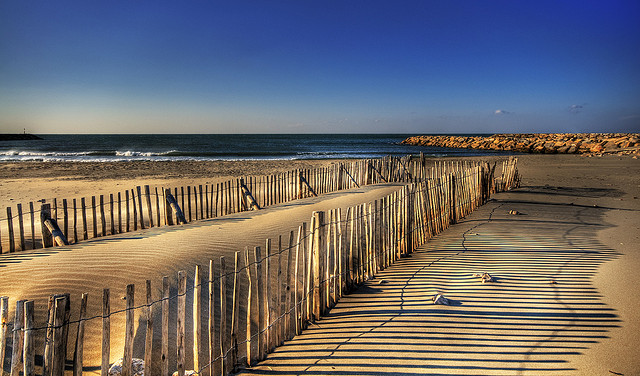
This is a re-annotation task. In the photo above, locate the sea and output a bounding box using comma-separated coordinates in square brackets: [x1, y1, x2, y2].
[0, 134, 513, 162]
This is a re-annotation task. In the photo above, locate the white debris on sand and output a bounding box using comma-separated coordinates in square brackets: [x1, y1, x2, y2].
[108, 358, 145, 376]
[473, 272, 495, 283]
[172, 371, 198, 376]
[432, 294, 451, 305]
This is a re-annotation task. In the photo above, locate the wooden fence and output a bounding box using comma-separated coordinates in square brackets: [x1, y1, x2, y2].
[0, 157, 519, 375]
[0, 157, 422, 253]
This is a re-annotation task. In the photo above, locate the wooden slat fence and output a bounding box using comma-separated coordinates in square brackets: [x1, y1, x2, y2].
[0, 157, 518, 375]
[0, 157, 418, 253]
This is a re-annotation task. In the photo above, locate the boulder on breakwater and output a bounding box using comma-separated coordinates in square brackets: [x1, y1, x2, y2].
[401, 133, 640, 157]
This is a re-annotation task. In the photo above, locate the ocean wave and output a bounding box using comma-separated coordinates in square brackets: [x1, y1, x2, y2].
[0, 150, 96, 157]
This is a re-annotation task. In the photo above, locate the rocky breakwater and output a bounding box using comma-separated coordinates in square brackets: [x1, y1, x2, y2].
[401, 133, 640, 157]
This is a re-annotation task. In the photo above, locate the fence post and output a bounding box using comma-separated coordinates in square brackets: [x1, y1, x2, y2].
[52, 295, 67, 376]
[23, 300, 34, 376]
[231, 251, 240, 371]
[122, 284, 134, 376]
[136, 187, 145, 229]
[219, 257, 227, 374]
[177, 271, 186, 376]
[41, 204, 53, 248]
[193, 265, 201, 372]
[30, 202, 37, 248]
[0, 297, 8, 368]
[144, 280, 153, 376]
[161, 277, 169, 376]
[17, 204, 26, 251]
[208, 260, 217, 376]
[245, 249, 253, 367]
[91, 196, 98, 237]
[145, 185, 154, 228]
[312, 211, 324, 321]
[101, 289, 110, 376]
[10, 299, 25, 376]
[73, 293, 87, 376]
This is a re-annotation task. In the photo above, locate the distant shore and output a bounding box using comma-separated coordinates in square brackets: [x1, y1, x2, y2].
[0, 133, 42, 141]
[402, 133, 640, 157]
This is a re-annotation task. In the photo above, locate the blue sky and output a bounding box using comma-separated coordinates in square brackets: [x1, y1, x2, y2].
[1, 1, 639, 134]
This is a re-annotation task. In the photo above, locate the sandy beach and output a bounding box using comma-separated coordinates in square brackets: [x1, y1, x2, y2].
[0, 155, 638, 374]
[231, 154, 639, 376]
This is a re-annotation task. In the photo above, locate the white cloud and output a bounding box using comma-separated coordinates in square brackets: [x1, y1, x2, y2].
[494, 109, 511, 115]
[568, 104, 584, 113]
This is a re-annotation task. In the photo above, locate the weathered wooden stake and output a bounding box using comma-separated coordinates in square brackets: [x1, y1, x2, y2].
[17, 204, 26, 251]
[194, 265, 201, 372]
[23, 300, 35, 376]
[101, 289, 110, 376]
[0, 296, 8, 369]
[245, 249, 253, 367]
[177, 271, 186, 376]
[30, 202, 37, 248]
[73, 293, 88, 376]
[52, 295, 67, 376]
[231, 251, 240, 371]
[145, 280, 153, 376]
[162, 277, 169, 376]
[41, 204, 53, 247]
[219, 257, 227, 374]
[122, 284, 134, 376]
[312, 211, 324, 320]
[10, 299, 25, 376]
[208, 260, 216, 376]
[7, 207, 15, 252]
[145, 185, 154, 228]
[109, 194, 115, 235]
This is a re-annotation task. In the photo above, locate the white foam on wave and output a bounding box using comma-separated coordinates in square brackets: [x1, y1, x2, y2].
[115, 150, 178, 157]
[0, 150, 94, 157]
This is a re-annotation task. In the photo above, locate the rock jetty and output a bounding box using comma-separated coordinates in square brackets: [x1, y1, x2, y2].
[401, 133, 640, 157]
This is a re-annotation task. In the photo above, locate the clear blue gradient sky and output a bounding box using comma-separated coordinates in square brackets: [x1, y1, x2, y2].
[1, 1, 639, 134]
